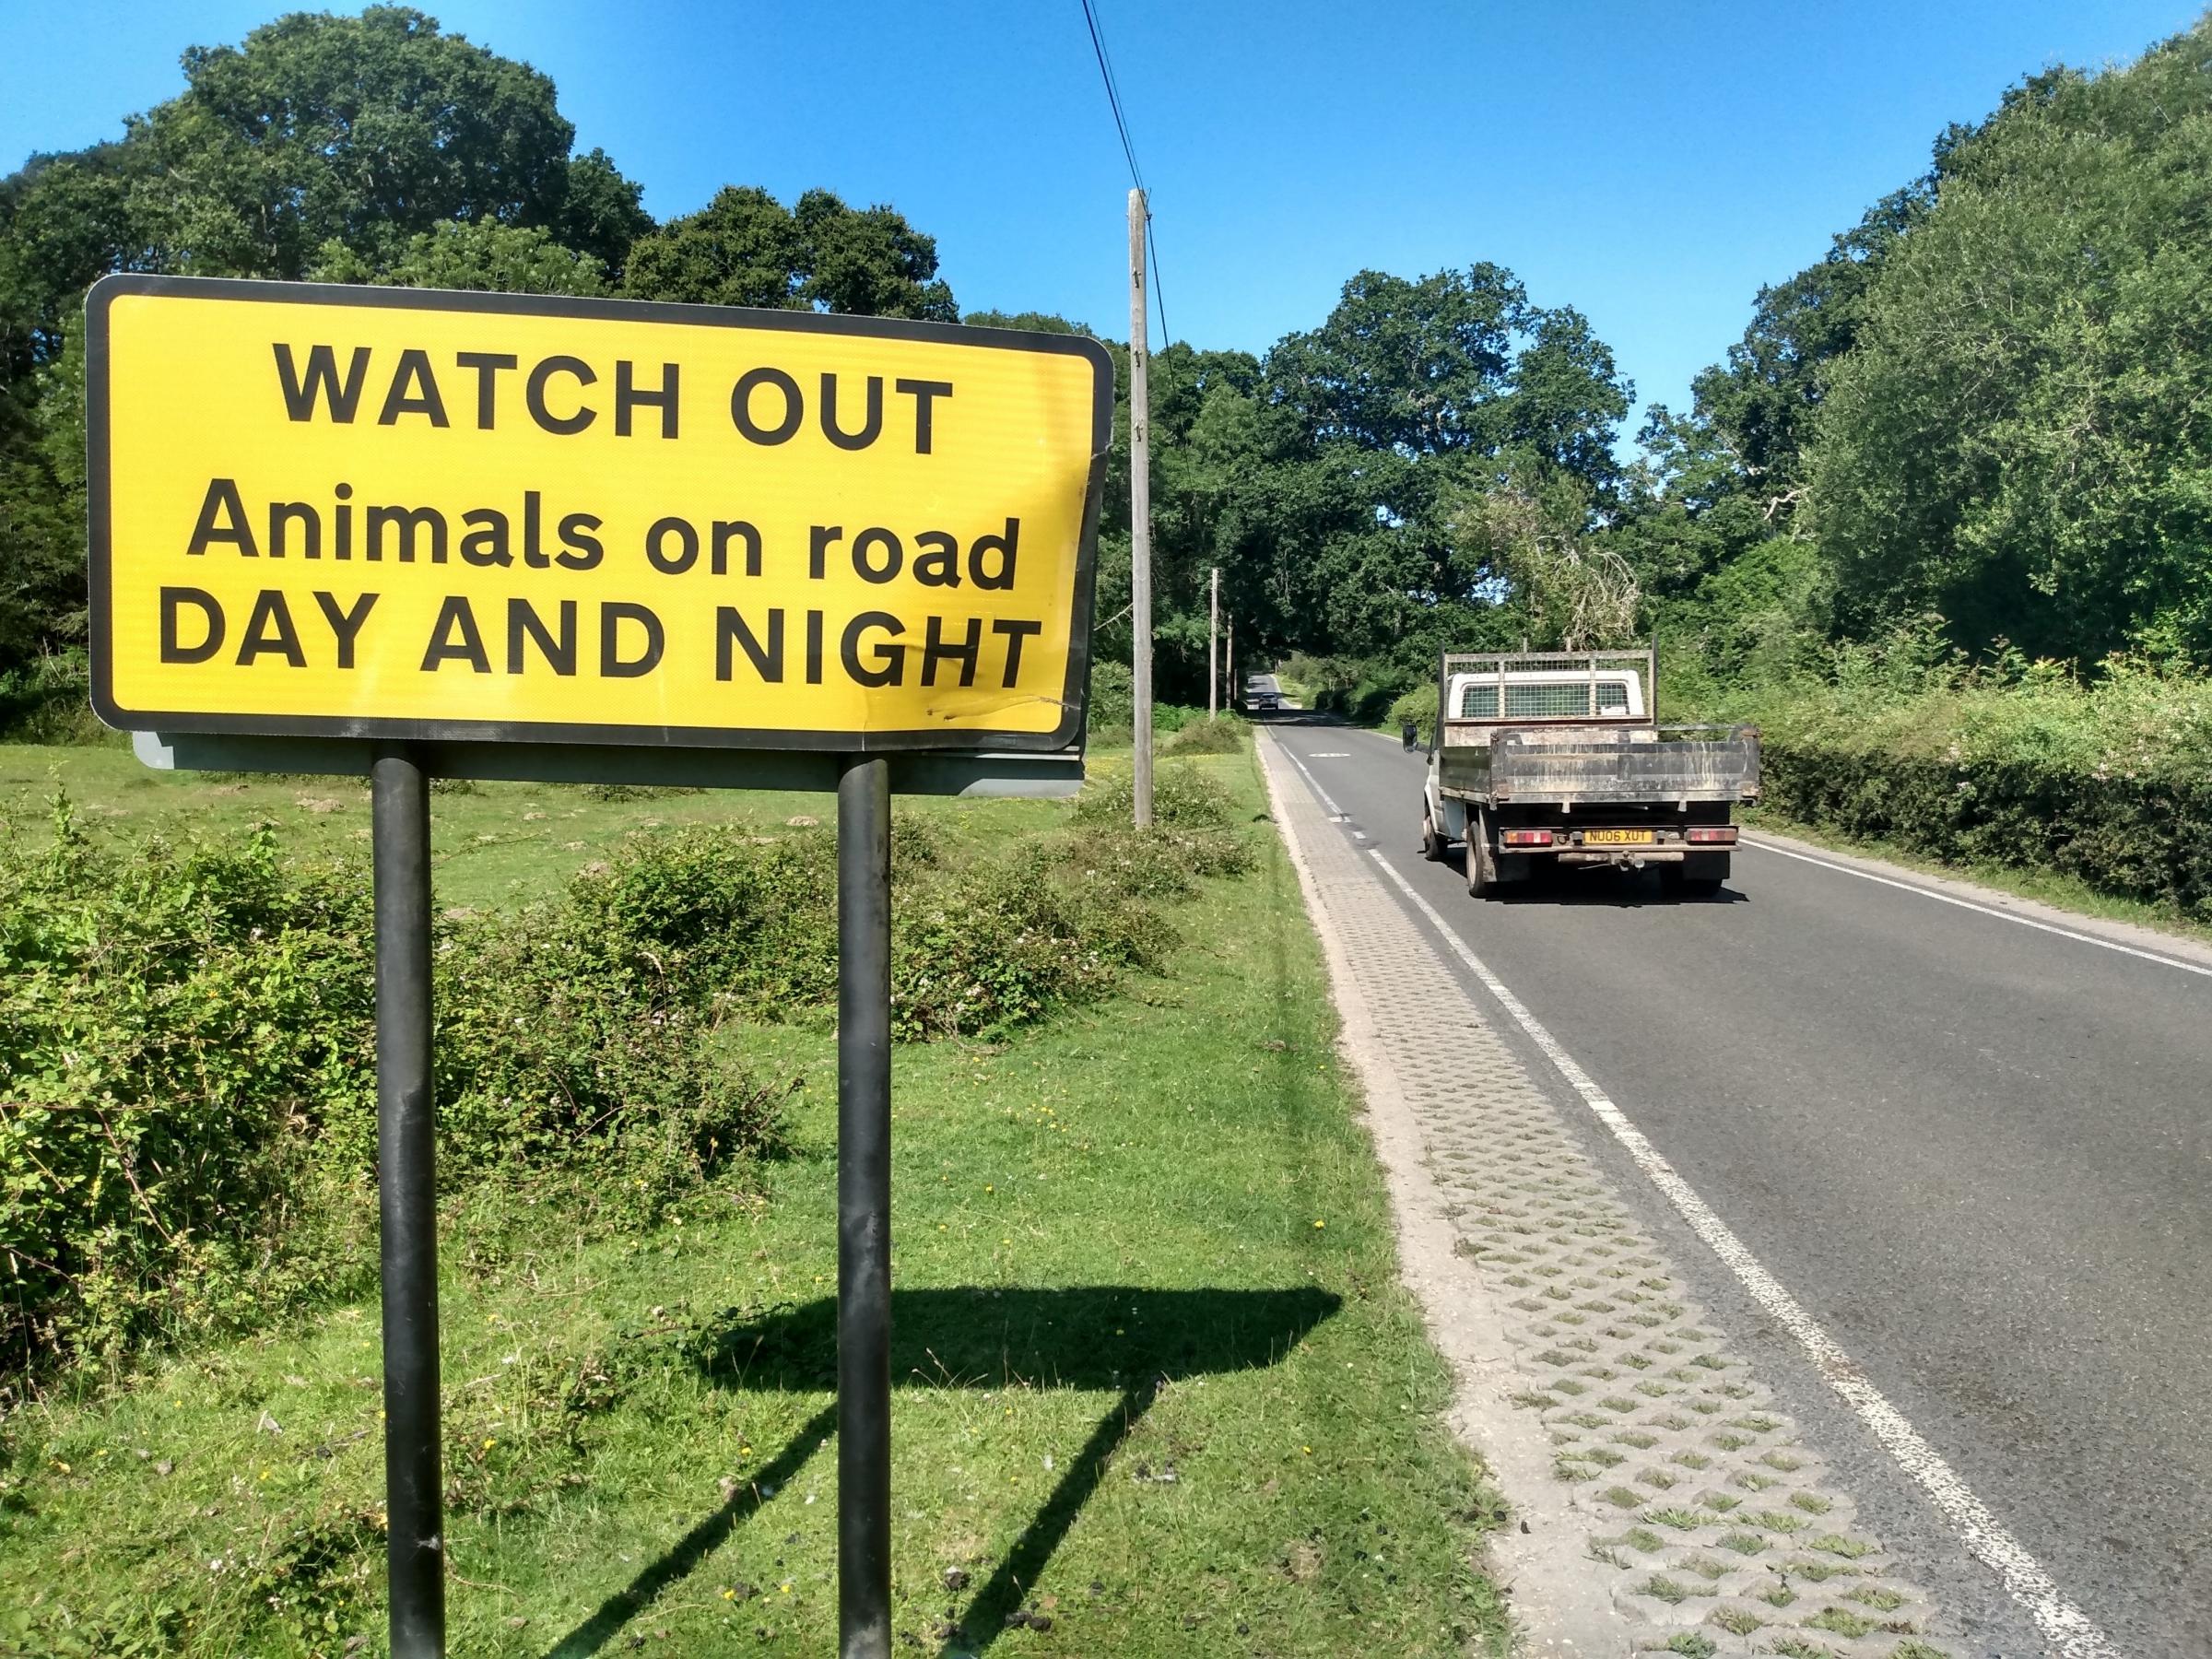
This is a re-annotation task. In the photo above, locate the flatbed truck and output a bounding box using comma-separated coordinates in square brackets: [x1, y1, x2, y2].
[1418, 649, 1761, 898]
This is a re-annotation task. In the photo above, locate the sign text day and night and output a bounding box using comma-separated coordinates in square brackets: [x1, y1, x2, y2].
[87, 276, 1112, 753]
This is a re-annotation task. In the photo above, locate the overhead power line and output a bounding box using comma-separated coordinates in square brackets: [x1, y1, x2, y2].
[1078, 0, 1171, 347]
[1079, 0, 1144, 191]
[1146, 216, 1170, 348]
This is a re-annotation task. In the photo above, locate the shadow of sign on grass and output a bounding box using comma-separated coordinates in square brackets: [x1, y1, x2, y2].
[545, 1285, 1339, 1658]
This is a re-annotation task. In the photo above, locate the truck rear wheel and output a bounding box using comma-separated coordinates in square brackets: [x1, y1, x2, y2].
[1665, 853, 1728, 899]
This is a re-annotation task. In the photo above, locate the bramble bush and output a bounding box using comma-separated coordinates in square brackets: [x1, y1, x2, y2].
[2, 775, 1259, 1380]
[891, 851, 1173, 1039]
[0, 651, 107, 745]
[1161, 715, 1250, 756]
[1072, 760, 1244, 830]
[0, 802, 382, 1376]
[0, 803, 797, 1379]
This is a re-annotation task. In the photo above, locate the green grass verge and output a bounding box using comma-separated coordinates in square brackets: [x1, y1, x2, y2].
[0, 747, 1507, 1658]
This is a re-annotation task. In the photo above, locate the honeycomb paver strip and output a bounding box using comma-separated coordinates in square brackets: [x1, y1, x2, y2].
[1256, 733, 1952, 1659]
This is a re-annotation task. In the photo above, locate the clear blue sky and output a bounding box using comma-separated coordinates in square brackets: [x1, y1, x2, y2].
[5, 1, 2201, 439]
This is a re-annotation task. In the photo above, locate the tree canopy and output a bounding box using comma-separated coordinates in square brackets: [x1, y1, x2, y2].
[0, 8, 965, 680]
[623, 185, 957, 319]
[8, 4, 2195, 712]
[1618, 16, 2212, 682]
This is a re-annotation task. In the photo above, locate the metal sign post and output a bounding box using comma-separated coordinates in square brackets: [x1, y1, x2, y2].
[371, 747, 444, 1656]
[836, 755, 894, 1657]
[85, 275, 1111, 1659]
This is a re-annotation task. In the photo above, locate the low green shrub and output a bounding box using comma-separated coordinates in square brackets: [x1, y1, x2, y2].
[557, 825, 840, 1019]
[1072, 761, 1241, 830]
[0, 810, 791, 1380]
[1060, 820, 1256, 900]
[1389, 683, 1441, 743]
[551, 822, 1186, 1040]
[0, 806, 381, 1376]
[1087, 659, 1135, 730]
[1316, 677, 1412, 724]
[2, 784, 1262, 1380]
[1082, 674, 1216, 747]
[0, 652, 112, 745]
[580, 782, 705, 801]
[890, 851, 1173, 1039]
[1163, 715, 1249, 755]
[1278, 653, 1364, 708]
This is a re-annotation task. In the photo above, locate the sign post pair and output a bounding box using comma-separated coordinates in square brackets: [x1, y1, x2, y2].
[88, 275, 1112, 1658]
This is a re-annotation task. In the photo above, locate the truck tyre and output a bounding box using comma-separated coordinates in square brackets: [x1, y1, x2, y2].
[1465, 811, 1497, 898]
[1672, 853, 1728, 899]
[1420, 805, 1445, 861]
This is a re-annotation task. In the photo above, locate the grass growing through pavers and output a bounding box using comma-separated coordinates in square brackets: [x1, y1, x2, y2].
[0, 745, 1509, 1657]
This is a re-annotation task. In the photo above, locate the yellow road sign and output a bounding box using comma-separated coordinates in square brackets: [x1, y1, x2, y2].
[88, 276, 1111, 752]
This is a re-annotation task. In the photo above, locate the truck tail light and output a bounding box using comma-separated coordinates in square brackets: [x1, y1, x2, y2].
[1686, 827, 1737, 845]
[1500, 829, 1554, 847]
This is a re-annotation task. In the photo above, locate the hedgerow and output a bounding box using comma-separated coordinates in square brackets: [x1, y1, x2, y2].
[1748, 664, 2212, 918]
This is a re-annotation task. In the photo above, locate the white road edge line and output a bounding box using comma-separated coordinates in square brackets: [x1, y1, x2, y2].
[1359, 843, 2121, 1659]
[1739, 836, 2212, 981]
[1277, 744, 1348, 819]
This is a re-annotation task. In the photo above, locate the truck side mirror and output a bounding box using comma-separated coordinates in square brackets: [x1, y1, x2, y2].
[1401, 721, 1418, 750]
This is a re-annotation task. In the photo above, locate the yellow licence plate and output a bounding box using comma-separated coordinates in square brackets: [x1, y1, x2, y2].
[1584, 829, 1655, 845]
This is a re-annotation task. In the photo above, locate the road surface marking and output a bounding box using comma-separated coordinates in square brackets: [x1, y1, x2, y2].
[1741, 837, 2212, 982]
[1309, 751, 1351, 757]
[1362, 846, 2122, 1659]
[1277, 746, 1347, 818]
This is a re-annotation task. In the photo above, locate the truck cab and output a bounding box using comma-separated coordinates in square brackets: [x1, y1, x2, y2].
[1419, 651, 1760, 899]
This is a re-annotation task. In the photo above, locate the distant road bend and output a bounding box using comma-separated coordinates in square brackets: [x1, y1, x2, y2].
[1250, 674, 2212, 1659]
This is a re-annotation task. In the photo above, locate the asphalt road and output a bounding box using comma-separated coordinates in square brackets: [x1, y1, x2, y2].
[1251, 677, 2212, 1659]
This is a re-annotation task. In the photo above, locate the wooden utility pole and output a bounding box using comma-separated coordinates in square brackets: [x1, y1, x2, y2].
[1128, 187, 1154, 828]
[1227, 618, 1235, 712]
[1207, 567, 1219, 718]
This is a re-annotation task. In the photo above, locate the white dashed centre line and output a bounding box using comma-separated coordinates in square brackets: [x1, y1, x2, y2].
[1278, 746, 1347, 818]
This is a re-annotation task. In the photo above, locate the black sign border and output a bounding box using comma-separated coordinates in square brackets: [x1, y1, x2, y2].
[85, 274, 1112, 756]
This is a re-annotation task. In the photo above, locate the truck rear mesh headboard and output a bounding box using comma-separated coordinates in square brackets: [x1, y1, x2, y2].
[1439, 650, 1657, 723]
